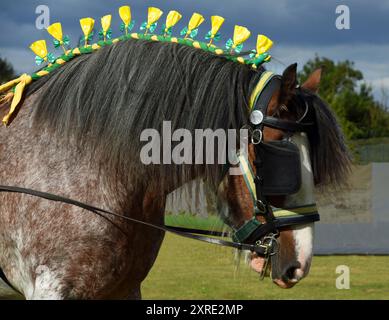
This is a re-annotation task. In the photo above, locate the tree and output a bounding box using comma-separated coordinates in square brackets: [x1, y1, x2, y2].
[0, 57, 16, 84]
[299, 56, 389, 139]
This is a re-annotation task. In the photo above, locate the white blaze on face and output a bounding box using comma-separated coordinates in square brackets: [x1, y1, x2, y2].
[284, 132, 316, 280]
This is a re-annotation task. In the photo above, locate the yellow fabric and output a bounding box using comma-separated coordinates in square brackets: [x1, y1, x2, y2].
[256, 35, 273, 56]
[0, 77, 22, 93]
[119, 6, 131, 26]
[101, 15, 112, 33]
[210, 15, 225, 35]
[72, 48, 81, 55]
[232, 25, 251, 47]
[166, 10, 182, 29]
[193, 41, 201, 49]
[188, 13, 205, 31]
[80, 17, 95, 37]
[273, 205, 318, 218]
[147, 7, 163, 27]
[30, 40, 48, 59]
[249, 71, 274, 108]
[36, 70, 49, 76]
[47, 22, 63, 41]
[238, 153, 256, 196]
[1, 74, 32, 126]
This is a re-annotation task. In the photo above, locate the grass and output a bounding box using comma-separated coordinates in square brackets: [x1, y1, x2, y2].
[142, 233, 389, 300]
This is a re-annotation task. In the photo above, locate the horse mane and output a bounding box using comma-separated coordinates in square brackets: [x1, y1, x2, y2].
[302, 90, 352, 187]
[1, 37, 351, 194]
[21, 38, 262, 193]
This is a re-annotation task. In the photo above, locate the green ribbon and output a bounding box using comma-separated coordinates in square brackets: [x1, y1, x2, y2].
[205, 31, 221, 42]
[189, 28, 198, 39]
[120, 21, 135, 33]
[35, 52, 56, 66]
[250, 53, 271, 67]
[180, 27, 198, 39]
[180, 27, 188, 36]
[249, 50, 257, 59]
[161, 24, 173, 36]
[99, 28, 112, 40]
[140, 21, 157, 33]
[53, 35, 70, 48]
[80, 32, 94, 46]
[225, 38, 243, 53]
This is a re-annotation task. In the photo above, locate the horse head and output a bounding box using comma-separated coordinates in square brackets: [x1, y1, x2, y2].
[217, 64, 350, 288]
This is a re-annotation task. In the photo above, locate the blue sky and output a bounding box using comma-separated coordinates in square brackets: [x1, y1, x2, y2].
[0, 0, 388, 100]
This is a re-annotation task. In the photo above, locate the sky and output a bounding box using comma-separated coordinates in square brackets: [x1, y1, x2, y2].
[0, 0, 388, 100]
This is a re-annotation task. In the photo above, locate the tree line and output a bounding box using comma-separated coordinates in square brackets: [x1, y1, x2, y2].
[299, 56, 389, 140]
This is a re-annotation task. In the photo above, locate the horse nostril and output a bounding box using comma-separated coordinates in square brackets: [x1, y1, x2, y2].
[282, 262, 301, 282]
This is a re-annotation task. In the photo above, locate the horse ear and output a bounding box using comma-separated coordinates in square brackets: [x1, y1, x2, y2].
[280, 63, 298, 103]
[302, 68, 322, 93]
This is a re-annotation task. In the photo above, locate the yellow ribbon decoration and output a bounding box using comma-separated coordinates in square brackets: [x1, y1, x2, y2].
[101, 15, 112, 41]
[47, 22, 63, 42]
[187, 12, 204, 34]
[47, 22, 68, 53]
[255, 34, 273, 56]
[80, 17, 95, 46]
[147, 7, 163, 27]
[165, 10, 182, 30]
[210, 15, 224, 36]
[0, 74, 32, 126]
[101, 15, 112, 33]
[119, 5, 132, 34]
[232, 25, 251, 47]
[30, 40, 49, 61]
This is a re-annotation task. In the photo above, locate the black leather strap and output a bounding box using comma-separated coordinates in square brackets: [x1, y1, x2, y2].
[0, 185, 271, 256]
[262, 116, 315, 132]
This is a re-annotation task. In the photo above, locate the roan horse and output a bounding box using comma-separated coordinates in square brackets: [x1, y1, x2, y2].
[0, 37, 350, 299]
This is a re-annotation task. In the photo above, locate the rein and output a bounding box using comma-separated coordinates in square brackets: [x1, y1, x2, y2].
[0, 185, 275, 256]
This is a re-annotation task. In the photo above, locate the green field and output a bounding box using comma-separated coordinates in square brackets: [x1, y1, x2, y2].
[142, 233, 389, 299]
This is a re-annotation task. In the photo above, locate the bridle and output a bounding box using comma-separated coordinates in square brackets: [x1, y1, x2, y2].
[227, 71, 320, 277]
[0, 70, 320, 287]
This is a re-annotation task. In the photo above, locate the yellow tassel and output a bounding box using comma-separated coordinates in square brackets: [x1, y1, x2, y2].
[165, 10, 182, 30]
[233, 25, 251, 47]
[0, 74, 32, 126]
[147, 7, 163, 27]
[255, 35, 273, 56]
[0, 92, 14, 105]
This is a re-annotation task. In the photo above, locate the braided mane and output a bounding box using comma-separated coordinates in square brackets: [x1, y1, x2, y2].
[21, 36, 263, 192]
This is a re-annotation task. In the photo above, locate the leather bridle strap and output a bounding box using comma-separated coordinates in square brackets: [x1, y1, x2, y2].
[0, 185, 272, 255]
[262, 116, 314, 132]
